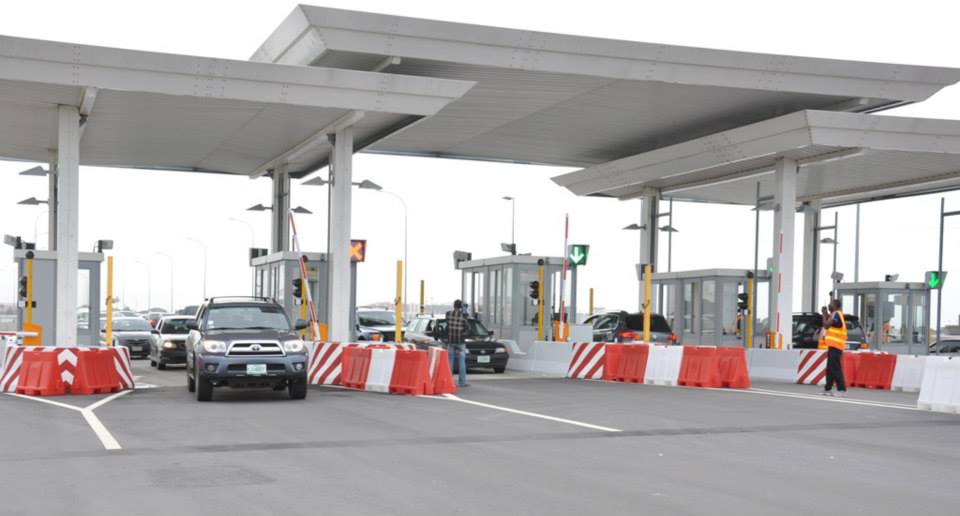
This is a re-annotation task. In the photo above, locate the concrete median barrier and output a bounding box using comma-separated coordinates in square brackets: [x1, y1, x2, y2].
[918, 356, 960, 413]
[747, 349, 801, 383]
[644, 345, 683, 386]
[892, 355, 926, 393]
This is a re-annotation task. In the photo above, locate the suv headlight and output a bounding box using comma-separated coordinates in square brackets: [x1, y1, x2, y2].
[495, 346, 507, 353]
[283, 339, 305, 353]
[162, 341, 177, 350]
[201, 340, 227, 353]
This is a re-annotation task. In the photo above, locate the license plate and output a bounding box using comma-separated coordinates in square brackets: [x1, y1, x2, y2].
[246, 364, 267, 375]
[133, 345, 144, 351]
[477, 355, 491, 364]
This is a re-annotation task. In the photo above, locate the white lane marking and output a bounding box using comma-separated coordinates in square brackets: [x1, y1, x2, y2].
[84, 389, 131, 411]
[431, 393, 622, 433]
[5, 392, 82, 412]
[4, 389, 132, 450]
[81, 409, 122, 450]
[709, 387, 920, 412]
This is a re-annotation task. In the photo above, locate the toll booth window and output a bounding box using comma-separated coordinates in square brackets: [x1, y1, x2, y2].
[77, 269, 90, 330]
[520, 269, 537, 326]
[462, 273, 474, 314]
[913, 296, 927, 349]
[721, 282, 739, 338]
[502, 268, 512, 327]
[701, 280, 716, 335]
[255, 269, 264, 297]
[662, 283, 677, 331]
[475, 272, 485, 321]
[682, 282, 695, 334]
[491, 269, 500, 324]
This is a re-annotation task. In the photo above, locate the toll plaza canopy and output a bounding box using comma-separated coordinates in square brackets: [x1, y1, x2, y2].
[0, 34, 474, 177]
[552, 110, 960, 208]
[253, 5, 960, 168]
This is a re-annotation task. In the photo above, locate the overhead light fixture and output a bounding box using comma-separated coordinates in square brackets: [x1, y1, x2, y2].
[246, 203, 271, 212]
[659, 225, 679, 233]
[291, 206, 313, 214]
[622, 223, 645, 230]
[500, 243, 517, 255]
[19, 166, 48, 177]
[820, 237, 838, 244]
[502, 196, 514, 201]
[357, 179, 382, 191]
[17, 197, 48, 206]
[302, 177, 329, 186]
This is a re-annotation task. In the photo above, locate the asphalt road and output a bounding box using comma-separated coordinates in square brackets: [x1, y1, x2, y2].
[0, 360, 958, 515]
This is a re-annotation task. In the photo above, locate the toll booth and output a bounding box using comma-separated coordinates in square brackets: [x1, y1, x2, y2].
[650, 269, 771, 347]
[835, 282, 931, 354]
[14, 249, 103, 347]
[250, 251, 357, 339]
[456, 255, 576, 342]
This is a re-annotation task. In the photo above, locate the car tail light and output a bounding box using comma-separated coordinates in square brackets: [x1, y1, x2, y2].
[668, 333, 678, 343]
[619, 331, 639, 342]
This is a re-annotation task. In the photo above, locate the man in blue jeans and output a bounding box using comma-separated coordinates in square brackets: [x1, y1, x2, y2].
[446, 299, 469, 387]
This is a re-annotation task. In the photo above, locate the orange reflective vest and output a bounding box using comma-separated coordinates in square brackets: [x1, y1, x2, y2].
[824, 311, 847, 351]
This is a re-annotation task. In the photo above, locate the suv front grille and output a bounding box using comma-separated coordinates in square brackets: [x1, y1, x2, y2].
[226, 342, 283, 357]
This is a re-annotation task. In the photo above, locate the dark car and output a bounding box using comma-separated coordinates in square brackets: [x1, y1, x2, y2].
[583, 311, 676, 344]
[405, 315, 509, 373]
[150, 316, 192, 369]
[358, 309, 399, 342]
[103, 317, 158, 358]
[931, 338, 960, 354]
[185, 297, 309, 401]
[177, 305, 200, 317]
[792, 312, 868, 350]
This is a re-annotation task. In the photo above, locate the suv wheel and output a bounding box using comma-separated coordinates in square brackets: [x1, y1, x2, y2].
[149, 357, 157, 367]
[196, 377, 213, 401]
[288, 381, 307, 400]
[187, 372, 196, 392]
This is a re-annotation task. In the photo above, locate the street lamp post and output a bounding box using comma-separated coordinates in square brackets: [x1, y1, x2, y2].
[502, 196, 516, 254]
[817, 211, 840, 300]
[623, 203, 678, 313]
[155, 251, 174, 312]
[185, 237, 208, 301]
[935, 198, 960, 355]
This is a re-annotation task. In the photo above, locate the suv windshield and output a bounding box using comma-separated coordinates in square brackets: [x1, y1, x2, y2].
[113, 318, 153, 331]
[159, 318, 192, 334]
[624, 314, 672, 333]
[205, 305, 291, 331]
[358, 311, 396, 326]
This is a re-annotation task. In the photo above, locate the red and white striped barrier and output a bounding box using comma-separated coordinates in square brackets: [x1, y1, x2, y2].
[364, 348, 397, 393]
[0, 345, 134, 394]
[338, 345, 456, 395]
[796, 349, 828, 385]
[306, 342, 417, 386]
[567, 342, 605, 379]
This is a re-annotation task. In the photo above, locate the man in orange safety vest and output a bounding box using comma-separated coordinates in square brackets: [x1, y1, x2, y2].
[821, 299, 848, 397]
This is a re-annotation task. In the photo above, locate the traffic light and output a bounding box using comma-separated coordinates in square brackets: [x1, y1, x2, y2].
[529, 281, 539, 300]
[926, 271, 947, 289]
[737, 293, 748, 311]
[18, 276, 27, 300]
[291, 278, 303, 300]
[568, 244, 590, 267]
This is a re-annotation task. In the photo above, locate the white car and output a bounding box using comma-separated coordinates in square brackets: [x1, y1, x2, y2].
[149, 316, 192, 369]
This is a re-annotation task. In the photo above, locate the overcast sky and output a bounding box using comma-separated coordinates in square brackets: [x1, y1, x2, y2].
[1, 0, 960, 324]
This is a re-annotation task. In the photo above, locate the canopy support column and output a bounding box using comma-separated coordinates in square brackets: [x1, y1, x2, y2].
[47, 155, 58, 251]
[56, 105, 80, 347]
[328, 127, 354, 342]
[801, 201, 821, 312]
[772, 158, 797, 349]
[271, 163, 290, 253]
[639, 194, 659, 310]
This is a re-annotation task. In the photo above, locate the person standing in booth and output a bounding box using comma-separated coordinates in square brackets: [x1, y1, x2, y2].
[821, 298, 848, 397]
[446, 299, 469, 388]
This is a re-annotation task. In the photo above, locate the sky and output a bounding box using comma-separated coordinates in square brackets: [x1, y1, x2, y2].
[1, 0, 960, 324]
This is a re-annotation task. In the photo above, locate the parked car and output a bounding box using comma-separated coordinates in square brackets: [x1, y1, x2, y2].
[185, 297, 309, 401]
[146, 311, 168, 328]
[792, 312, 868, 350]
[404, 314, 508, 373]
[103, 317, 158, 358]
[930, 337, 960, 354]
[150, 316, 192, 369]
[357, 308, 400, 342]
[583, 311, 676, 343]
[177, 305, 200, 317]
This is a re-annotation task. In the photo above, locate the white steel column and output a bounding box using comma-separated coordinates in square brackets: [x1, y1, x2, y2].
[271, 163, 291, 253]
[638, 195, 659, 309]
[56, 105, 80, 346]
[801, 201, 820, 312]
[772, 158, 797, 349]
[328, 127, 354, 342]
[47, 156, 58, 251]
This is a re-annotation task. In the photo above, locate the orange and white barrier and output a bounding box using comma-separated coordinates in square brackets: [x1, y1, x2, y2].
[335, 343, 455, 395]
[0, 345, 133, 395]
[306, 341, 417, 386]
[796, 349, 828, 385]
[567, 343, 748, 390]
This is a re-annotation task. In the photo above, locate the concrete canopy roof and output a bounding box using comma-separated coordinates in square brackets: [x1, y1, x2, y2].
[552, 110, 960, 208]
[0, 35, 474, 177]
[253, 5, 960, 168]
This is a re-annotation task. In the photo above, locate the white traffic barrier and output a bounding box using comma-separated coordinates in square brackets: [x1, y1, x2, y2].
[364, 348, 397, 393]
[508, 341, 574, 376]
[917, 356, 960, 413]
[644, 344, 682, 386]
[796, 349, 827, 385]
[567, 342, 605, 379]
[746, 349, 802, 383]
[891, 355, 926, 393]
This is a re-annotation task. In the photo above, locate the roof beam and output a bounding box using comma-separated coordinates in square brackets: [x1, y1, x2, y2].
[250, 110, 365, 178]
[77, 87, 98, 141]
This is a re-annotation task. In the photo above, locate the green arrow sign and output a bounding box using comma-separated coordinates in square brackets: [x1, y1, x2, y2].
[568, 244, 590, 267]
[927, 271, 947, 289]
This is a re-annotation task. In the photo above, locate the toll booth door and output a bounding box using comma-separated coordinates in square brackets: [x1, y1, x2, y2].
[77, 261, 101, 346]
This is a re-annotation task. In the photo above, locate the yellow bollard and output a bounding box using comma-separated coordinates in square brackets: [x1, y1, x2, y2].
[419, 279, 425, 315]
[589, 287, 594, 316]
[537, 262, 545, 341]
